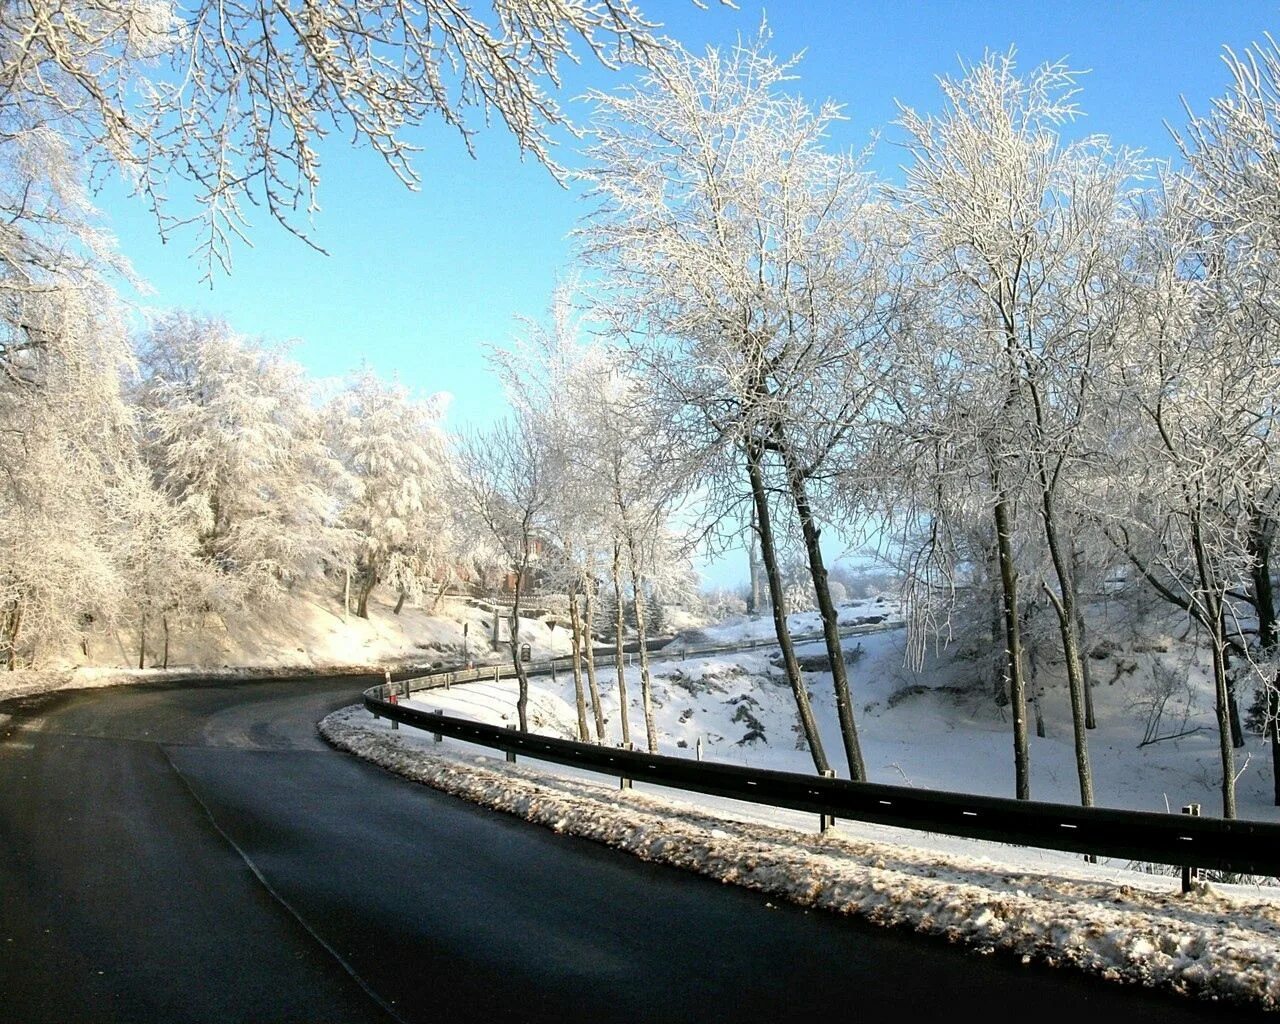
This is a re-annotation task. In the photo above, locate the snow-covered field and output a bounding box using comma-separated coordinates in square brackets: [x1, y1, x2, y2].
[322, 704, 1280, 1011]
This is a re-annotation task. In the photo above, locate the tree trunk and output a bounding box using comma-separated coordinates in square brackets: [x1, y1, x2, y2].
[746, 440, 830, 774]
[393, 589, 407, 615]
[748, 509, 764, 615]
[1024, 622, 1047, 739]
[1074, 603, 1097, 731]
[567, 580, 590, 742]
[1210, 623, 1238, 819]
[611, 541, 632, 747]
[1190, 510, 1237, 819]
[343, 568, 351, 621]
[4, 600, 22, 670]
[987, 544, 1007, 706]
[430, 578, 449, 612]
[583, 581, 606, 743]
[1249, 514, 1280, 805]
[1220, 629, 1246, 750]
[162, 614, 170, 670]
[356, 565, 378, 619]
[991, 476, 1030, 800]
[625, 549, 658, 753]
[1268, 684, 1280, 809]
[1038, 483, 1094, 807]
[138, 611, 147, 670]
[777, 438, 866, 781]
[509, 569, 529, 733]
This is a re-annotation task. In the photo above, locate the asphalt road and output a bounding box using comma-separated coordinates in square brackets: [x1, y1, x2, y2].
[0, 676, 1269, 1023]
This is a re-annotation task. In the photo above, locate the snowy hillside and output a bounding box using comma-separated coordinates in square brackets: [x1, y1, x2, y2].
[8, 589, 576, 681]
[410, 599, 1280, 822]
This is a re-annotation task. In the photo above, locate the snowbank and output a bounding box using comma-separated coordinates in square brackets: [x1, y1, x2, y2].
[321, 704, 1280, 1012]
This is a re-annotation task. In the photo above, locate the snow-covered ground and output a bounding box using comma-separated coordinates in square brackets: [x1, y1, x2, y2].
[406, 599, 1280, 823]
[0, 588, 577, 699]
[322, 704, 1280, 1011]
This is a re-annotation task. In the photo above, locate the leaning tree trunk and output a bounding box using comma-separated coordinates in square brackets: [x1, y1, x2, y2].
[1037, 479, 1095, 807]
[746, 440, 830, 775]
[991, 467, 1031, 801]
[582, 581, 607, 743]
[393, 589, 407, 615]
[610, 541, 632, 748]
[566, 580, 590, 742]
[777, 438, 866, 781]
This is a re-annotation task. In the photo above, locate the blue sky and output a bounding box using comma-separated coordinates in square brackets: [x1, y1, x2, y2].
[100, 1, 1280, 586]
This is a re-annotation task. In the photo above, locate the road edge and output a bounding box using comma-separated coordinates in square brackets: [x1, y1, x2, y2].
[319, 704, 1280, 1015]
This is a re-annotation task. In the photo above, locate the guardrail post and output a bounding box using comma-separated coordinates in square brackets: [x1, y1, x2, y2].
[506, 724, 517, 764]
[819, 769, 836, 833]
[384, 670, 399, 730]
[1181, 803, 1201, 893]
[696, 737, 703, 762]
[619, 742, 634, 790]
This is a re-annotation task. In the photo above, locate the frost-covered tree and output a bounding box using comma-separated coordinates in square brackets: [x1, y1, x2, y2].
[135, 312, 350, 605]
[1175, 36, 1280, 805]
[0, 271, 137, 667]
[1098, 174, 1280, 820]
[109, 472, 223, 668]
[579, 29, 886, 776]
[454, 413, 553, 733]
[892, 52, 1143, 805]
[0, 0, 695, 275]
[326, 368, 454, 618]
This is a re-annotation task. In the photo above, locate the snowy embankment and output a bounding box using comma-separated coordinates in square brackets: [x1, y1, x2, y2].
[322, 704, 1280, 1011]
[0, 588, 576, 702]
[419, 598, 1280, 821]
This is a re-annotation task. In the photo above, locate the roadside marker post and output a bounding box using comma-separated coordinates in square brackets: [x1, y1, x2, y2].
[819, 769, 836, 833]
[619, 742, 634, 790]
[1182, 804, 1201, 893]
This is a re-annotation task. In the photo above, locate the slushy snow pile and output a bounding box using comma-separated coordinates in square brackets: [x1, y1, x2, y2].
[322, 704, 1280, 1012]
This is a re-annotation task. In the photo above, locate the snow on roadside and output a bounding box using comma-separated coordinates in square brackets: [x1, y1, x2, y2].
[321, 703, 1280, 1012]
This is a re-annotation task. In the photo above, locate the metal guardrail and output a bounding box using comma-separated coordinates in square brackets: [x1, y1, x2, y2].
[363, 621, 1280, 878]
[398, 621, 893, 691]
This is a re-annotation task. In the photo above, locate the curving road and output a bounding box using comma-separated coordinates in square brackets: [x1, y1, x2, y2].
[0, 676, 1267, 1023]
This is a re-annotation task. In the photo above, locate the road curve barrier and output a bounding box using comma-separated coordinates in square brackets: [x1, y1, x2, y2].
[362, 624, 1280, 879]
